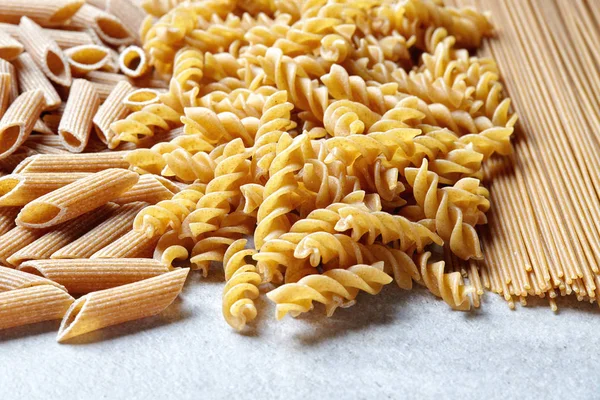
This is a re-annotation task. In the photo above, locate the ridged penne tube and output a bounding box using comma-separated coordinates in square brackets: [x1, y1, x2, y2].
[0, 285, 74, 331]
[113, 175, 178, 205]
[0, 0, 84, 26]
[18, 17, 71, 87]
[47, 28, 98, 49]
[91, 229, 160, 259]
[16, 168, 139, 228]
[71, 4, 134, 47]
[0, 73, 10, 115]
[0, 173, 89, 206]
[25, 134, 67, 147]
[7, 204, 117, 266]
[13, 151, 130, 173]
[0, 29, 23, 61]
[0, 151, 32, 173]
[32, 119, 56, 136]
[86, 70, 131, 86]
[0, 265, 66, 292]
[20, 258, 170, 294]
[0, 90, 45, 160]
[93, 80, 134, 144]
[64, 44, 112, 75]
[0, 58, 18, 102]
[58, 79, 101, 152]
[56, 268, 188, 342]
[13, 53, 61, 110]
[0, 207, 19, 235]
[0, 226, 47, 266]
[106, 0, 145, 43]
[123, 88, 161, 111]
[118, 46, 148, 78]
[51, 202, 147, 259]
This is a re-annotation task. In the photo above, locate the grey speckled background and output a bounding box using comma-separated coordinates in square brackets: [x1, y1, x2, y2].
[1, 271, 598, 400]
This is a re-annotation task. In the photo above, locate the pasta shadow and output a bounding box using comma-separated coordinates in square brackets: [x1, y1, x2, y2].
[0, 320, 60, 342]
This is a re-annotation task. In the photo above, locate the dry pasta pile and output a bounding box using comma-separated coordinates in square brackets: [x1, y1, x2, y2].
[1, 0, 591, 342]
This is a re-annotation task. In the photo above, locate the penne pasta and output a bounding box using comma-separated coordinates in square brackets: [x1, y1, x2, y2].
[86, 70, 131, 86]
[64, 44, 112, 75]
[19, 17, 71, 87]
[0, 172, 89, 206]
[0, 265, 65, 292]
[113, 174, 178, 205]
[0, 226, 48, 266]
[58, 79, 101, 152]
[13, 151, 130, 173]
[0, 285, 74, 331]
[0, 90, 45, 160]
[16, 168, 138, 228]
[93, 80, 134, 144]
[51, 202, 147, 259]
[0, 73, 10, 115]
[0, 206, 19, 235]
[0, 58, 18, 102]
[91, 229, 160, 259]
[118, 46, 149, 78]
[56, 268, 188, 342]
[0, 149, 34, 173]
[13, 53, 61, 110]
[47, 28, 99, 49]
[0, 0, 84, 26]
[123, 88, 161, 111]
[25, 134, 67, 147]
[20, 258, 170, 294]
[32, 119, 56, 135]
[7, 204, 117, 266]
[106, 0, 145, 44]
[71, 4, 134, 47]
[0, 28, 23, 61]
[87, 0, 107, 10]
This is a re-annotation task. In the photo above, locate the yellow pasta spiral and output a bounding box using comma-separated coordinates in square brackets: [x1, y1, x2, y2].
[266, 261, 393, 319]
[323, 100, 380, 137]
[182, 107, 259, 147]
[222, 239, 261, 331]
[109, 104, 182, 148]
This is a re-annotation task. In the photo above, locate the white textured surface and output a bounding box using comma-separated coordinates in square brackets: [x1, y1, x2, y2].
[1, 270, 598, 399]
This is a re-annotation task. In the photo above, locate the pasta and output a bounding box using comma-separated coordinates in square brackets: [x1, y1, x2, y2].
[105, 0, 145, 44]
[0, 226, 48, 266]
[0, 28, 23, 61]
[0, 58, 18, 102]
[0, 206, 19, 235]
[18, 17, 72, 87]
[0, 265, 65, 292]
[56, 268, 188, 342]
[71, 4, 134, 47]
[13, 53, 61, 110]
[113, 174, 178, 205]
[58, 79, 101, 152]
[16, 168, 138, 228]
[0, 90, 45, 160]
[64, 44, 112, 75]
[93, 80, 134, 144]
[119, 46, 149, 78]
[19, 258, 170, 294]
[0, 172, 89, 206]
[91, 229, 160, 259]
[14, 151, 130, 173]
[0, 0, 84, 26]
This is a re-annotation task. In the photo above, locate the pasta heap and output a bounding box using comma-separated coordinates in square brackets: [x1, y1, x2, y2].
[1, 0, 592, 342]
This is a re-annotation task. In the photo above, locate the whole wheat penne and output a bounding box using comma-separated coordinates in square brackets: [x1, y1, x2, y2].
[14, 53, 61, 110]
[0, 285, 74, 331]
[0, 90, 45, 160]
[58, 79, 101, 152]
[123, 88, 161, 112]
[51, 202, 147, 259]
[16, 168, 138, 228]
[0, 173, 89, 206]
[103, 47, 120, 73]
[90, 82, 114, 101]
[93, 80, 134, 144]
[131, 75, 169, 90]
[0, 149, 34, 173]
[118, 46, 148, 78]
[0, 58, 18, 102]
[0, 265, 65, 292]
[64, 44, 112, 75]
[21, 143, 68, 155]
[13, 151, 130, 173]
[20, 258, 170, 294]
[113, 174, 178, 205]
[91, 229, 160, 259]
[0, 73, 10, 116]
[87, 0, 107, 10]
[7, 204, 117, 266]
[26, 134, 67, 147]
[86, 70, 131, 86]
[71, 4, 134, 47]
[0, 0, 84, 26]
[106, 0, 145, 44]
[56, 268, 187, 342]
[0, 207, 19, 235]
[19, 17, 71, 87]
[0, 226, 48, 266]
[48, 28, 98, 49]
[0, 23, 19, 37]
[41, 114, 61, 134]
[0, 29, 23, 61]
[32, 119, 56, 135]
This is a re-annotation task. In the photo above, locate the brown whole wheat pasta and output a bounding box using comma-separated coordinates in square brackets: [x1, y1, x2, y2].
[0, 150, 33, 173]
[16, 168, 138, 228]
[18, 17, 71, 87]
[0, 226, 48, 266]
[31, 119, 56, 136]
[118, 46, 149, 78]
[0, 206, 19, 235]
[19, 258, 171, 294]
[64, 44, 112, 75]
[91, 229, 160, 259]
[13, 53, 61, 110]
[51, 202, 147, 259]
[0, 58, 18, 102]
[13, 151, 130, 173]
[58, 79, 101, 152]
[93, 80, 134, 144]
[113, 174, 178, 205]
[6, 204, 117, 266]
[0, 29, 23, 61]
[0, 285, 74, 331]
[0, 73, 10, 115]
[0, 0, 84, 26]
[56, 268, 188, 342]
[71, 4, 134, 47]
[45, 28, 99, 49]
[0, 172, 89, 206]
[0, 265, 65, 292]
[0, 90, 45, 160]
[106, 0, 145, 44]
